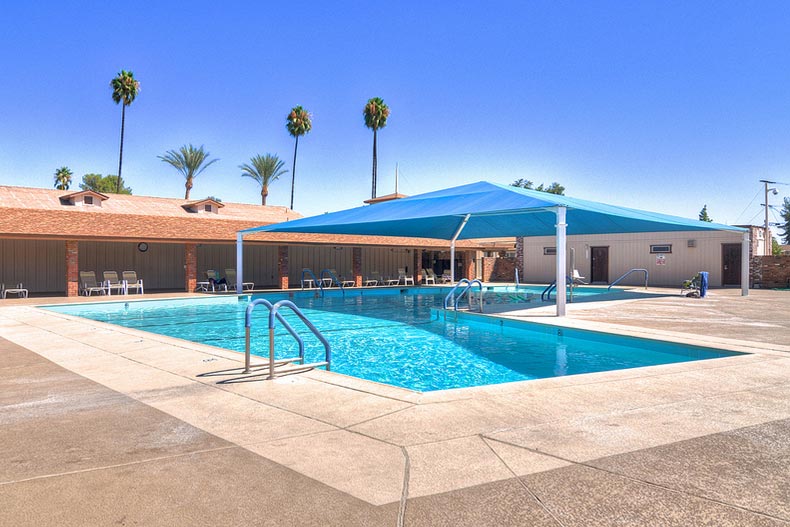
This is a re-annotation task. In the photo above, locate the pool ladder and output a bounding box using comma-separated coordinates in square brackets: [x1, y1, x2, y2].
[443, 279, 484, 313]
[243, 298, 331, 379]
[608, 268, 649, 290]
[300, 268, 345, 297]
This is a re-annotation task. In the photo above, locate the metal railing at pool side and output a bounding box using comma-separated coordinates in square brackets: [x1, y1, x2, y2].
[608, 268, 649, 290]
[319, 269, 345, 296]
[244, 298, 331, 379]
[443, 278, 484, 313]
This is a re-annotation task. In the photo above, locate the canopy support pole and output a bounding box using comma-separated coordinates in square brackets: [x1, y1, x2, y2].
[449, 214, 471, 283]
[555, 206, 567, 316]
[236, 232, 244, 294]
[741, 231, 750, 296]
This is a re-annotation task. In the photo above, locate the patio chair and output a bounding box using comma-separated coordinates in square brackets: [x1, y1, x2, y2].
[340, 271, 356, 288]
[571, 269, 588, 285]
[382, 273, 400, 286]
[441, 269, 453, 283]
[122, 271, 144, 294]
[397, 268, 414, 285]
[79, 271, 106, 296]
[224, 268, 254, 292]
[1, 282, 29, 299]
[204, 270, 227, 292]
[364, 272, 380, 287]
[102, 271, 126, 295]
[422, 269, 437, 285]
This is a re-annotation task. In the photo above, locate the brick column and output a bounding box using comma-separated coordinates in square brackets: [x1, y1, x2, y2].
[185, 243, 197, 292]
[278, 245, 289, 289]
[413, 249, 422, 284]
[65, 240, 79, 297]
[352, 247, 363, 287]
[463, 251, 475, 280]
[515, 236, 525, 280]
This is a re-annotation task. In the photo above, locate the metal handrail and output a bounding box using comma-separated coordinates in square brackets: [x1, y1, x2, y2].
[541, 276, 573, 301]
[608, 268, 649, 290]
[243, 299, 331, 379]
[244, 299, 303, 373]
[301, 268, 322, 292]
[443, 278, 484, 312]
[268, 300, 331, 379]
[319, 269, 345, 294]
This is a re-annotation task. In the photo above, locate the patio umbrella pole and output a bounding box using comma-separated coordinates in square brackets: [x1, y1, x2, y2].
[556, 206, 567, 316]
[236, 233, 244, 294]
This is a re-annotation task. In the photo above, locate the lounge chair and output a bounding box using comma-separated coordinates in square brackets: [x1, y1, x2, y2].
[340, 271, 356, 288]
[203, 270, 227, 292]
[1, 282, 29, 299]
[382, 273, 400, 286]
[422, 269, 437, 285]
[103, 271, 126, 295]
[364, 272, 380, 287]
[397, 268, 414, 286]
[122, 271, 144, 294]
[224, 268, 254, 292]
[571, 269, 588, 285]
[441, 269, 453, 283]
[79, 271, 106, 296]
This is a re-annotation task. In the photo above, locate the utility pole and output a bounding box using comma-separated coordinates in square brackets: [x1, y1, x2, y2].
[760, 180, 778, 255]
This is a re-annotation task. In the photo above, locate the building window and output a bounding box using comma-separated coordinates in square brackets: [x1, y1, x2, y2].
[84, 196, 94, 205]
[543, 247, 556, 255]
[205, 204, 213, 212]
[650, 244, 672, 254]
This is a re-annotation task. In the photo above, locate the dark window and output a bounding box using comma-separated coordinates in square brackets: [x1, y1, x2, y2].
[84, 196, 94, 205]
[205, 204, 213, 212]
[543, 247, 556, 256]
[650, 244, 672, 254]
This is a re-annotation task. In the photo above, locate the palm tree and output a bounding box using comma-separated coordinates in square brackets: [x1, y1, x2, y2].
[110, 70, 140, 193]
[239, 154, 288, 205]
[158, 144, 219, 200]
[285, 105, 312, 210]
[363, 97, 390, 199]
[53, 166, 73, 190]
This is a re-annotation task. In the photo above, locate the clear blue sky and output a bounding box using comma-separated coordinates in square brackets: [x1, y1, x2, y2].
[1, 1, 789, 225]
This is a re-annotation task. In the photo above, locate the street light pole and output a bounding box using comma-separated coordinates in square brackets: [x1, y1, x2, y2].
[760, 180, 777, 255]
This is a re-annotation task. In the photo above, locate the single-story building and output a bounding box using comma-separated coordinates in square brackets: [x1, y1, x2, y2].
[0, 186, 505, 296]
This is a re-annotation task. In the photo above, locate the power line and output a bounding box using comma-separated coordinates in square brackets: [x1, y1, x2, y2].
[734, 188, 761, 224]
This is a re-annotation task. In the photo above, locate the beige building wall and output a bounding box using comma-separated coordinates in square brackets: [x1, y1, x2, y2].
[0, 239, 65, 293]
[197, 244, 279, 287]
[81, 241, 186, 290]
[521, 230, 745, 287]
[361, 247, 414, 281]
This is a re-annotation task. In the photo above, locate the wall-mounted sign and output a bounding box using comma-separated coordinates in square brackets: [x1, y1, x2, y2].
[655, 254, 666, 266]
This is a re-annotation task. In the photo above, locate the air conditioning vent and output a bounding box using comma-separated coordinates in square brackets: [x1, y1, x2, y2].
[687, 239, 697, 248]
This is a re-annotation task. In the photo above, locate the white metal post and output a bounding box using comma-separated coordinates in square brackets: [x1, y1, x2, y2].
[741, 231, 750, 296]
[556, 206, 567, 316]
[449, 214, 471, 283]
[236, 232, 244, 294]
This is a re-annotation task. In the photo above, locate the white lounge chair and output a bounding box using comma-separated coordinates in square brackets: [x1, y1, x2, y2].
[422, 269, 437, 285]
[225, 268, 254, 292]
[364, 272, 380, 287]
[1, 283, 29, 299]
[398, 268, 414, 285]
[103, 271, 126, 295]
[79, 271, 106, 296]
[122, 271, 144, 294]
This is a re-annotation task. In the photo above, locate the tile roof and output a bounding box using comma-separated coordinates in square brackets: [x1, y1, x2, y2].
[0, 185, 512, 248]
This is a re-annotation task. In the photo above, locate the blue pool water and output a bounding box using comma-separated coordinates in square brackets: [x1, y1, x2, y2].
[45, 288, 740, 391]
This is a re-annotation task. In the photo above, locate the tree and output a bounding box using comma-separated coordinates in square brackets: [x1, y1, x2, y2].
[79, 174, 132, 194]
[239, 154, 288, 205]
[363, 97, 390, 199]
[286, 106, 312, 210]
[772, 237, 782, 256]
[510, 179, 565, 195]
[779, 197, 790, 244]
[53, 166, 73, 190]
[699, 205, 713, 222]
[110, 70, 140, 193]
[158, 144, 218, 200]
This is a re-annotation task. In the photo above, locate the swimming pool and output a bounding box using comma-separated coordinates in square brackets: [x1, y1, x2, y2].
[45, 288, 740, 391]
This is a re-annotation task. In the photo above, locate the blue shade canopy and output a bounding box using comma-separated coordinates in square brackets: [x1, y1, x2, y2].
[242, 181, 745, 239]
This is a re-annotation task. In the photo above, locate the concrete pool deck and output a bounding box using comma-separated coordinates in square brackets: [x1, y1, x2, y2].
[1, 288, 789, 525]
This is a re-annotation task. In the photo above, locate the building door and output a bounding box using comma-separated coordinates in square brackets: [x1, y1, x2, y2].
[722, 244, 742, 286]
[590, 246, 609, 283]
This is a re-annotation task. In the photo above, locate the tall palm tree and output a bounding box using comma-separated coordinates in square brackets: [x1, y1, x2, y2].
[239, 154, 288, 205]
[110, 70, 140, 193]
[53, 166, 73, 190]
[158, 144, 219, 200]
[285, 105, 312, 210]
[363, 97, 390, 199]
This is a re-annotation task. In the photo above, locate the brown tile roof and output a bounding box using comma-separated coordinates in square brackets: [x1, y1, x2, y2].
[0, 185, 514, 249]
